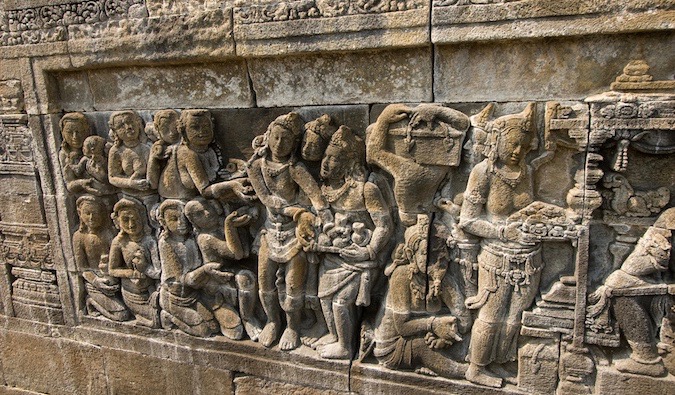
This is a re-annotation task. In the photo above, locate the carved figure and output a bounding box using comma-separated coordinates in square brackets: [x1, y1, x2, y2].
[373, 215, 467, 378]
[366, 104, 469, 225]
[108, 198, 161, 328]
[459, 103, 542, 387]
[603, 172, 670, 217]
[73, 136, 117, 196]
[157, 109, 254, 203]
[107, 111, 157, 212]
[313, 125, 393, 359]
[72, 196, 130, 321]
[246, 112, 333, 350]
[588, 208, 675, 377]
[184, 197, 263, 341]
[147, 109, 180, 190]
[301, 114, 338, 162]
[59, 112, 95, 195]
[157, 199, 219, 337]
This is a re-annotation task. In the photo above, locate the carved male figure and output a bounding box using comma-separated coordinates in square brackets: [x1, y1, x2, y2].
[72, 196, 130, 321]
[246, 112, 332, 350]
[108, 198, 161, 328]
[459, 103, 541, 387]
[184, 197, 263, 341]
[314, 125, 393, 359]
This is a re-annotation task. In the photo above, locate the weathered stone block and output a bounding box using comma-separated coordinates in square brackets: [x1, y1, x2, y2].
[248, 48, 432, 107]
[434, 32, 675, 102]
[595, 367, 675, 395]
[234, 376, 347, 395]
[78, 62, 253, 111]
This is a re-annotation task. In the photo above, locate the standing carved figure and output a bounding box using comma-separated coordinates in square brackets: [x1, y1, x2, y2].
[108, 198, 161, 328]
[59, 112, 95, 195]
[156, 109, 253, 203]
[147, 109, 181, 190]
[72, 196, 130, 321]
[246, 112, 333, 350]
[458, 103, 541, 387]
[314, 126, 393, 359]
[157, 199, 219, 337]
[373, 215, 467, 378]
[107, 111, 157, 212]
[184, 197, 263, 341]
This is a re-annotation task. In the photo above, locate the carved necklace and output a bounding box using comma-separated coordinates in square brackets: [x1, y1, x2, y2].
[322, 178, 354, 204]
[262, 158, 290, 178]
[493, 164, 524, 188]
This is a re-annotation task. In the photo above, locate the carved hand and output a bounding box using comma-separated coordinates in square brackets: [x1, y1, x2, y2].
[133, 179, 151, 191]
[380, 104, 410, 125]
[339, 245, 370, 262]
[431, 316, 462, 344]
[203, 262, 234, 281]
[296, 212, 317, 246]
[226, 210, 252, 228]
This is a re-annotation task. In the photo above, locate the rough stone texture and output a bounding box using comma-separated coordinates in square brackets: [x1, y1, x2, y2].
[595, 367, 675, 395]
[233, 376, 347, 395]
[56, 62, 254, 111]
[434, 32, 675, 102]
[248, 48, 433, 106]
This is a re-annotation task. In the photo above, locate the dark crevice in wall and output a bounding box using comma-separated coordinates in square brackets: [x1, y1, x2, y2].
[429, 0, 435, 103]
[244, 60, 258, 108]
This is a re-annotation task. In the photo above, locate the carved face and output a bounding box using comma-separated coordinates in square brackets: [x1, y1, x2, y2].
[112, 114, 141, 146]
[268, 124, 296, 159]
[302, 129, 325, 162]
[320, 145, 346, 181]
[156, 115, 180, 144]
[413, 238, 428, 274]
[61, 120, 89, 150]
[117, 208, 143, 237]
[78, 201, 103, 231]
[185, 115, 213, 147]
[497, 128, 531, 167]
[162, 207, 189, 236]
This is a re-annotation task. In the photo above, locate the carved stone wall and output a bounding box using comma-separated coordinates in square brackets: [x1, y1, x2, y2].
[0, 1, 674, 394]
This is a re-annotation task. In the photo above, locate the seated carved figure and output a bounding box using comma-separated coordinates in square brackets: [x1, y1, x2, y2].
[314, 126, 394, 359]
[74, 136, 117, 196]
[246, 112, 333, 351]
[108, 198, 161, 328]
[588, 207, 675, 377]
[72, 196, 130, 321]
[184, 197, 263, 341]
[157, 109, 254, 203]
[157, 199, 219, 337]
[373, 216, 467, 379]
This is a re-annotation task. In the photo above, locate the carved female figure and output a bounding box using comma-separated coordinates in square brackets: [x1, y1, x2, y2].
[147, 109, 180, 190]
[59, 112, 95, 195]
[315, 126, 393, 359]
[184, 197, 262, 341]
[246, 112, 332, 350]
[107, 111, 157, 210]
[458, 103, 540, 387]
[156, 109, 253, 203]
[108, 198, 161, 328]
[373, 215, 467, 378]
[72, 196, 130, 321]
[157, 199, 218, 337]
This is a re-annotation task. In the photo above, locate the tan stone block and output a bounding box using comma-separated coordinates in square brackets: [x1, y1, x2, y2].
[434, 32, 675, 102]
[248, 48, 432, 107]
[1, 331, 106, 395]
[234, 376, 347, 395]
[53, 71, 94, 112]
[84, 62, 253, 111]
[30, 56, 73, 115]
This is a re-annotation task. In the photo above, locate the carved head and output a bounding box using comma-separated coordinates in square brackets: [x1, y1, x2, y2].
[386, 215, 430, 277]
[302, 114, 338, 161]
[109, 110, 145, 147]
[157, 199, 190, 237]
[490, 103, 537, 167]
[179, 109, 213, 149]
[82, 135, 107, 158]
[320, 125, 365, 181]
[76, 195, 107, 233]
[264, 112, 304, 160]
[184, 197, 223, 233]
[153, 109, 180, 145]
[112, 197, 149, 238]
[60, 112, 91, 150]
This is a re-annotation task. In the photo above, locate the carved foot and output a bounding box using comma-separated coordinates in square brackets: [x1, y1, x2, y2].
[259, 321, 279, 348]
[301, 321, 328, 348]
[312, 333, 338, 350]
[318, 342, 351, 359]
[279, 327, 300, 351]
[222, 324, 244, 340]
[466, 364, 503, 388]
[243, 319, 263, 342]
[488, 363, 517, 385]
[616, 357, 667, 377]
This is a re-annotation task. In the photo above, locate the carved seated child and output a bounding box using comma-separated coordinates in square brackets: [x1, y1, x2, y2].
[74, 136, 117, 196]
[184, 197, 263, 341]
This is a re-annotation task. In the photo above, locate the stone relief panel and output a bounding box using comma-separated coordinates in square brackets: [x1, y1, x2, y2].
[49, 60, 675, 394]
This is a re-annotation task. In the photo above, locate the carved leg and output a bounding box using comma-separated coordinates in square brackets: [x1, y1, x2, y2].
[319, 301, 354, 359]
[314, 297, 337, 348]
[236, 271, 262, 341]
[412, 338, 468, 379]
[280, 294, 302, 351]
[466, 319, 503, 388]
[258, 290, 280, 347]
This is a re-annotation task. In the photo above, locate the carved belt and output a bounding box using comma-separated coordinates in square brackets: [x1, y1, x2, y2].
[481, 242, 542, 293]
